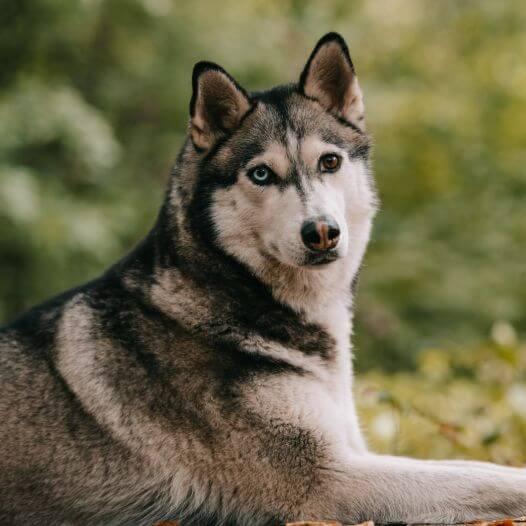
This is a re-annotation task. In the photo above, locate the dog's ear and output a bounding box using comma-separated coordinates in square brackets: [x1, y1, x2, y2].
[299, 33, 365, 131]
[189, 62, 251, 150]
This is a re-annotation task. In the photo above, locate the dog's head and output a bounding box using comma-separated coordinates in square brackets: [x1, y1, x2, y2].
[177, 33, 377, 292]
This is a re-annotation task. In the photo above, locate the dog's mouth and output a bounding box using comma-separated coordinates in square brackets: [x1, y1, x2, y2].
[302, 250, 340, 267]
[259, 245, 340, 269]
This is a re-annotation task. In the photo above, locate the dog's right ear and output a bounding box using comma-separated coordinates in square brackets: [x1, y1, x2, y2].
[189, 62, 251, 151]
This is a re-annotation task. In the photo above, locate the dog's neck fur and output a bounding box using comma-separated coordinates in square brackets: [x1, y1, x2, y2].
[256, 252, 356, 322]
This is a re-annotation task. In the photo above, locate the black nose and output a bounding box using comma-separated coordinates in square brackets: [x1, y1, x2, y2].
[301, 216, 340, 251]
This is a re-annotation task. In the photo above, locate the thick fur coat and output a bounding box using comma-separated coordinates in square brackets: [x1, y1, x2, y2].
[1, 33, 525, 526]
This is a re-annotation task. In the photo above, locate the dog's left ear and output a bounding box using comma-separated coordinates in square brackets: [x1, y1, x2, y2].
[299, 33, 365, 131]
[190, 62, 252, 151]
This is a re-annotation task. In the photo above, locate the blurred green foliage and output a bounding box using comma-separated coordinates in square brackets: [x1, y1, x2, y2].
[1, 0, 525, 377]
[358, 323, 526, 463]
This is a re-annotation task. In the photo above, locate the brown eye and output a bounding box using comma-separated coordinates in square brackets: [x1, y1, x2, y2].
[319, 153, 342, 173]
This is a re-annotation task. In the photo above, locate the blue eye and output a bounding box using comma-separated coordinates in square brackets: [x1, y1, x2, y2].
[248, 165, 273, 185]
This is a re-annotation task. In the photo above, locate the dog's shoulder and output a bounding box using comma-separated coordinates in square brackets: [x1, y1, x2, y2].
[0, 280, 94, 364]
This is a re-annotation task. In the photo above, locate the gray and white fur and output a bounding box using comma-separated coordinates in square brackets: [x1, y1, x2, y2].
[1, 33, 525, 526]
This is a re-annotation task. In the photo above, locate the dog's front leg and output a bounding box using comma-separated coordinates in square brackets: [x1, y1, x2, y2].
[302, 453, 526, 524]
[366, 453, 526, 476]
[424, 458, 526, 475]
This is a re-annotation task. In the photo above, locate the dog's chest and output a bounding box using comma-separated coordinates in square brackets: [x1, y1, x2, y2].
[248, 302, 356, 447]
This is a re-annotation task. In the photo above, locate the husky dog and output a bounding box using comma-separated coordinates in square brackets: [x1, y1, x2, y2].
[1, 33, 525, 526]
